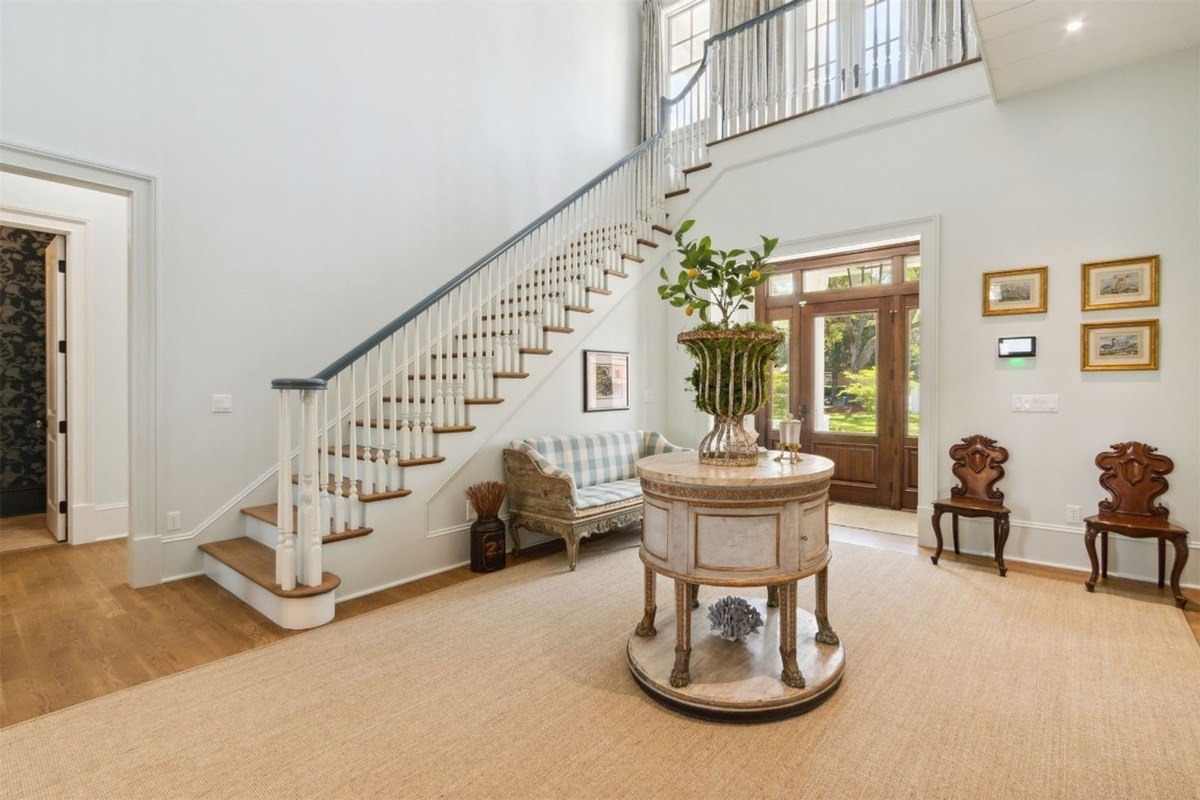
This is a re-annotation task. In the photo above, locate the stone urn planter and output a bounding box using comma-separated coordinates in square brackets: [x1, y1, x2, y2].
[678, 327, 783, 466]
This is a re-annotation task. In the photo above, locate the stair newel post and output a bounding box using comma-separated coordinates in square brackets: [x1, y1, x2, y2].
[348, 361, 361, 527]
[299, 387, 323, 587]
[333, 373, 347, 532]
[275, 388, 297, 590]
[454, 287, 466, 425]
[387, 333, 400, 489]
[399, 328, 412, 461]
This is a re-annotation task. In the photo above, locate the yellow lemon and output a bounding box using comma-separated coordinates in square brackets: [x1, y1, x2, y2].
[687, 268, 699, 279]
[749, 269, 761, 280]
[685, 305, 695, 316]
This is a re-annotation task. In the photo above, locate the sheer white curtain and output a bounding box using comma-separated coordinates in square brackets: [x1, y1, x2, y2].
[640, 0, 665, 140]
[710, 0, 788, 34]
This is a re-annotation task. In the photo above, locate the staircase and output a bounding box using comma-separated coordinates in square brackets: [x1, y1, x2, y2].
[197, 0, 978, 629]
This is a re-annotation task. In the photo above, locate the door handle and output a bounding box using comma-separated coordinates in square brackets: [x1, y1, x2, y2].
[34, 419, 45, 429]
[799, 404, 808, 425]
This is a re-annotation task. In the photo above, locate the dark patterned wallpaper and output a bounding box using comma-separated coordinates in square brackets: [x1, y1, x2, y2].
[1, 226, 54, 498]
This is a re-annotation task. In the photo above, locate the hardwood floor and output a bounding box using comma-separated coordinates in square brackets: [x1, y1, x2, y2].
[0, 513, 59, 554]
[3, 526, 1196, 729]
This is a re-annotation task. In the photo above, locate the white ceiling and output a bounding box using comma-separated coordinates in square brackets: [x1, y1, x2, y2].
[971, 0, 1200, 99]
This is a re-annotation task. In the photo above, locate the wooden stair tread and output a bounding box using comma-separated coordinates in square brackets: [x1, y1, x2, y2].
[291, 474, 412, 502]
[603, 269, 628, 278]
[665, 188, 690, 198]
[564, 305, 593, 314]
[521, 347, 552, 355]
[200, 537, 341, 598]
[380, 396, 505, 405]
[240, 504, 374, 544]
[325, 446, 447, 466]
[682, 162, 713, 174]
[406, 372, 526, 380]
[652, 224, 674, 235]
[432, 349, 549, 357]
[586, 287, 612, 296]
[620, 253, 644, 263]
[457, 327, 569, 338]
[636, 238, 660, 248]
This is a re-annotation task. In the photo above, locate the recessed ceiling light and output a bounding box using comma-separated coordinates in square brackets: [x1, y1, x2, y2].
[1065, 19, 1084, 33]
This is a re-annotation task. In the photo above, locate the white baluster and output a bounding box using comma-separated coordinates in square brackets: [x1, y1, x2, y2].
[333, 373, 346, 532]
[454, 288, 466, 425]
[348, 362, 360, 527]
[434, 299, 446, 428]
[387, 333, 400, 488]
[400, 328, 413, 460]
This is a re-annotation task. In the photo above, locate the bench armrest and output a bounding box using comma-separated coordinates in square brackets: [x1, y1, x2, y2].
[503, 447, 577, 514]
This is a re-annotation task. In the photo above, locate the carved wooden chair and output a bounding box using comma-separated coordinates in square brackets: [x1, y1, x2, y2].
[1084, 442, 1189, 610]
[931, 435, 1011, 576]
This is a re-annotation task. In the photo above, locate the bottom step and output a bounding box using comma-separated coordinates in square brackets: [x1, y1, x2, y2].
[200, 537, 339, 630]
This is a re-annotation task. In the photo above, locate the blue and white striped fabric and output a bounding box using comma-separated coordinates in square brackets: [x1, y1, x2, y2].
[575, 478, 643, 509]
[511, 430, 691, 509]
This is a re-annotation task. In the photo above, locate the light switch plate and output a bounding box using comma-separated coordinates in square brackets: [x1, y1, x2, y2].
[1012, 394, 1058, 413]
[166, 511, 182, 531]
[211, 394, 234, 413]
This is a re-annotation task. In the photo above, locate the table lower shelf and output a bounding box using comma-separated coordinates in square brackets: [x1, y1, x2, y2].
[627, 597, 844, 721]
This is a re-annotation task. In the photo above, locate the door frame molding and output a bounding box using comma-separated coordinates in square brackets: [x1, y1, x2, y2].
[1, 141, 160, 587]
[761, 215, 939, 534]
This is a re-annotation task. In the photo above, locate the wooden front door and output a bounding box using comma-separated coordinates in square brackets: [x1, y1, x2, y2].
[758, 243, 920, 509]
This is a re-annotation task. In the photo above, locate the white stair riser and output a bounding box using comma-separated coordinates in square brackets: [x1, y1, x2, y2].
[202, 554, 334, 630]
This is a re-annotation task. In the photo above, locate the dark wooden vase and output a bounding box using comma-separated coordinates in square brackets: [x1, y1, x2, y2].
[470, 516, 507, 573]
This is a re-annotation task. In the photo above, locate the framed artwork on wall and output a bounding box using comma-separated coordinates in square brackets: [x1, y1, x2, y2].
[1080, 319, 1159, 371]
[982, 266, 1048, 316]
[1081, 255, 1159, 311]
[583, 350, 630, 412]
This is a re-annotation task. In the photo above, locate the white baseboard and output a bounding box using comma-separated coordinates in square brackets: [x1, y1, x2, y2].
[334, 558, 471, 602]
[915, 504, 1198, 590]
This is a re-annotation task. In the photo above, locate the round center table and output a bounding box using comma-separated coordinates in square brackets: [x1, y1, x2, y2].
[627, 450, 843, 720]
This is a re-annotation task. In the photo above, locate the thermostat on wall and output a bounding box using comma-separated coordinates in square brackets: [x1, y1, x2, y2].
[998, 337, 1036, 358]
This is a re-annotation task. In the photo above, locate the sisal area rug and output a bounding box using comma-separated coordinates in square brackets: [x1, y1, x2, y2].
[3, 538, 1198, 800]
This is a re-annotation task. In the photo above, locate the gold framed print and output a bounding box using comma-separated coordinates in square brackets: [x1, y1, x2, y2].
[1081, 255, 1159, 311]
[1080, 319, 1159, 371]
[983, 266, 1048, 316]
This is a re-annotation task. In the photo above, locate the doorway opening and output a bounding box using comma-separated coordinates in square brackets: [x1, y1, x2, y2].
[0, 226, 67, 553]
[757, 241, 920, 524]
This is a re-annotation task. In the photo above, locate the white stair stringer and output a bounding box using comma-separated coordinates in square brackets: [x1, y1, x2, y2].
[202, 552, 336, 630]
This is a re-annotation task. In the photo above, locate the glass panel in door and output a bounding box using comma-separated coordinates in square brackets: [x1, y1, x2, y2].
[812, 311, 878, 435]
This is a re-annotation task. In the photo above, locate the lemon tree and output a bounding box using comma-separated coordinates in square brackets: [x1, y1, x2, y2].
[657, 219, 778, 326]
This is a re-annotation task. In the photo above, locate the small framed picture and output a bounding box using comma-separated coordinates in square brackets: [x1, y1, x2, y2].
[583, 350, 629, 412]
[982, 266, 1048, 316]
[1081, 319, 1159, 371]
[1081, 255, 1159, 311]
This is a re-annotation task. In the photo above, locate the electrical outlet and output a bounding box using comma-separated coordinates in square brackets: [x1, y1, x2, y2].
[1066, 505, 1082, 524]
[211, 394, 234, 413]
[166, 511, 182, 531]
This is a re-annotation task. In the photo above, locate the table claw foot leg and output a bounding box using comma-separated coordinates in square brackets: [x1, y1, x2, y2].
[689, 582, 700, 610]
[780, 655, 805, 690]
[635, 566, 657, 636]
[670, 648, 691, 688]
[767, 585, 779, 608]
[815, 567, 839, 646]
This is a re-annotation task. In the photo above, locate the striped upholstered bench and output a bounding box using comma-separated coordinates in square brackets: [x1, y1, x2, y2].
[503, 431, 690, 570]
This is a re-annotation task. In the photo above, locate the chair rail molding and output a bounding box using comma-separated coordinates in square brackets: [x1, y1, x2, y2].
[0, 140, 160, 586]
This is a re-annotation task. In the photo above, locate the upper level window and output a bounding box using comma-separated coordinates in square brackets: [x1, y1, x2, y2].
[665, 0, 711, 96]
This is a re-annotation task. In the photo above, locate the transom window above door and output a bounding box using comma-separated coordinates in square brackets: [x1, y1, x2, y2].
[765, 241, 919, 301]
[665, 0, 711, 96]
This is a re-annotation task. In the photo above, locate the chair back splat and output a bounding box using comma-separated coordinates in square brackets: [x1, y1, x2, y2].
[948, 435, 1009, 504]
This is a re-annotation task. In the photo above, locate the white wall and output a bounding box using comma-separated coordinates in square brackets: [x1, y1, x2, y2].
[0, 0, 642, 558]
[0, 173, 130, 542]
[660, 50, 1200, 587]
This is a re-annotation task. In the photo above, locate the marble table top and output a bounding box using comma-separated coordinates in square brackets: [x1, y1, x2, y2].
[636, 450, 834, 487]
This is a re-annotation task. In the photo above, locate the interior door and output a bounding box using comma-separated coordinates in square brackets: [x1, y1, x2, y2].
[800, 297, 893, 506]
[44, 235, 67, 541]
